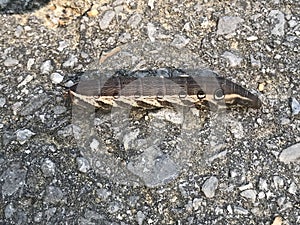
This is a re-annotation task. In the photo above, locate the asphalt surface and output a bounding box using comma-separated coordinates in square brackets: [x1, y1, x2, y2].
[0, 0, 299, 224]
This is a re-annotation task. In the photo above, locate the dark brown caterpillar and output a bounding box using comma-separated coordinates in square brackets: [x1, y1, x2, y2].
[68, 69, 262, 109]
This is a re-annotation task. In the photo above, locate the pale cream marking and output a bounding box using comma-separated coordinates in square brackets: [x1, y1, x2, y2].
[224, 93, 252, 103]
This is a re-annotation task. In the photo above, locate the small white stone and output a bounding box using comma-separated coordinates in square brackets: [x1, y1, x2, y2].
[258, 178, 268, 190]
[269, 10, 285, 36]
[76, 157, 90, 173]
[62, 55, 78, 68]
[64, 80, 75, 88]
[222, 51, 243, 67]
[50, 73, 64, 84]
[192, 198, 202, 210]
[4, 58, 19, 67]
[18, 75, 33, 87]
[279, 143, 300, 163]
[41, 158, 56, 176]
[202, 176, 218, 198]
[256, 118, 263, 125]
[246, 36, 258, 41]
[288, 182, 297, 195]
[0, 98, 6, 107]
[100, 10, 115, 30]
[148, 0, 155, 10]
[147, 22, 156, 42]
[274, 54, 281, 59]
[90, 138, 100, 151]
[238, 183, 253, 191]
[291, 98, 300, 115]
[240, 189, 257, 203]
[288, 20, 297, 28]
[170, 34, 190, 49]
[16, 129, 35, 144]
[234, 206, 249, 215]
[40, 60, 53, 74]
[57, 41, 69, 52]
[279, 117, 290, 125]
[136, 210, 146, 225]
[27, 58, 35, 70]
[123, 129, 139, 150]
[227, 205, 233, 214]
[273, 176, 284, 189]
[257, 191, 265, 199]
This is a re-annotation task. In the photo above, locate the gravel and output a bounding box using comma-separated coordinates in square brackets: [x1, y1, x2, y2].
[0, 0, 299, 224]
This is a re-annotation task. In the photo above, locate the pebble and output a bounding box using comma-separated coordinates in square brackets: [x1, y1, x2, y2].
[16, 129, 35, 144]
[62, 55, 78, 68]
[258, 177, 268, 190]
[136, 211, 146, 225]
[4, 58, 19, 67]
[14, 25, 23, 37]
[222, 51, 243, 67]
[27, 58, 35, 70]
[148, 0, 155, 10]
[97, 188, 111, 200]
[273, 176, 284, 189]
[192, 198, 202, 210]
[20, 93, 49, 116]
[246, 36, 258, 41]
[41, 158, 56, 177]
[87, 9, 99, 17]
[107, 201, 122, 213]
[257, 192, 265, 199]
[0, 97, 6, 107]
[271, 216, 283, 225]
[76, 157, 90, 173]
[11, 101, 22, 115]
[90, 138, 100, 151]
[288, 20, 297, 28]
[291, 97, 300, 115]
[53, 105, 66, 114]
[122, 129, 139, 150]
[201, 176, 218, 198]
[57, 40, 69, 52]
[227, 205, 233, 214]
[1, 164, 27, 196]
[279, 117, 290, 125]
[288, 182, 297, 195]
[127, 13, 142, 28]
[240, 189, 257, 203]
[100, 10, 115, 30]
[44, 186, 64, 203]
[127, 146, 179, 187]
[217, 16, 244, 35]
[228, 119, 244, 139]
[170, 34, 190, 49]
[269, 10, 285, 36]
[250, 55, 261, 68]
[149, 108, 183, 124]
[238, 183, 253, 191]
[147, 22, 156, 42]
[4, 203, 15, 219]
[18, 74, 33, 87]
[40, 60, 53, 74]
[118, 32, 131, 43]
[233, 206, 249, 215]
[279, 143, 300, 163]
[50, 72, 64, 84]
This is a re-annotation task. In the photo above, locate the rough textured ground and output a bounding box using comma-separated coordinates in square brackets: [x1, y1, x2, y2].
[0, 0, 299, 224]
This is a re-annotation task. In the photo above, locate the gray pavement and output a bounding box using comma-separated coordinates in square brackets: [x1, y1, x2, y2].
[0, 0, 299, 224]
